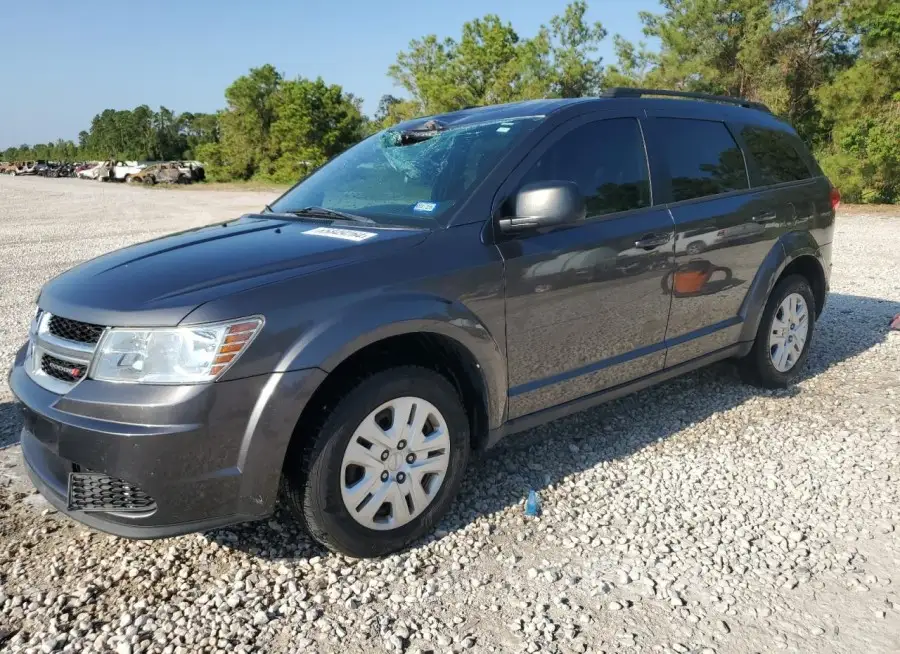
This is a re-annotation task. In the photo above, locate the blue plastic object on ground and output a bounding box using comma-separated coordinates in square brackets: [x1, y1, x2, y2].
[525, 490, 541, 517]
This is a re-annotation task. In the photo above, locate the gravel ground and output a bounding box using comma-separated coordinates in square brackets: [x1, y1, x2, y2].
[0, 176, 898, 654]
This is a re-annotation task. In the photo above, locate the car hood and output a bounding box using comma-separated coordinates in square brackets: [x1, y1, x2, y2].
[39, 215, 428, 327]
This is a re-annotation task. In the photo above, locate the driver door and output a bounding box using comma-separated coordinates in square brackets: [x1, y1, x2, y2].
[495, 115, 675, 419]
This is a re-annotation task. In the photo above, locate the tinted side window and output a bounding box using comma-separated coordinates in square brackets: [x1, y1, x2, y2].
[658, 119, 748, 202]
[521, 118, 650, 218]
[741, 126, 812, 186]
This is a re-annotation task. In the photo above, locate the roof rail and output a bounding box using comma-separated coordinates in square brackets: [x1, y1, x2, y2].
[600, 87, 771, 113]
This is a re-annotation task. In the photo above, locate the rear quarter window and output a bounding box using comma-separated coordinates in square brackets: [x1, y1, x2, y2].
[657, 118, 749, 202]
[741, 126, 813, 186]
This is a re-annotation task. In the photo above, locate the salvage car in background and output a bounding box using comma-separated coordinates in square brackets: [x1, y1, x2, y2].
[128, 162, 189, 185]
[76, 162, 106, 179]
[113, 161, 148, 182]
[6, 161, 39, 175]
[176, 160, 205, 181]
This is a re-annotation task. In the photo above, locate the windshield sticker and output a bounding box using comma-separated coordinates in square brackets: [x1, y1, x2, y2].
[304, 226, 376, 242]
[496, 126, 511, 133]
[413, 201, 438, 213]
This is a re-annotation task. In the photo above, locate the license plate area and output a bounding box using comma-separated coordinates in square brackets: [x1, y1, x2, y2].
[21, 407, 58, 447]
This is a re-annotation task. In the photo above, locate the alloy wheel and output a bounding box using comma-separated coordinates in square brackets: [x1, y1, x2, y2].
[768, 292, 809, 372]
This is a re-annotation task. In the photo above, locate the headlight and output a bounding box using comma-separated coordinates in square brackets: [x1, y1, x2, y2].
[91, 317, 263, 384]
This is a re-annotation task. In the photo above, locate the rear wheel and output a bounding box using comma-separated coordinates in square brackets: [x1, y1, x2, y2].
[685, 240, 706, 255]
[283, 366, 470, 558]
[740, 274, 815, 388]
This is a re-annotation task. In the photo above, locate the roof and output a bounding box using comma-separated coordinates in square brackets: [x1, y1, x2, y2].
[393, 98, 593, 131]
[393, 90, 785, 133]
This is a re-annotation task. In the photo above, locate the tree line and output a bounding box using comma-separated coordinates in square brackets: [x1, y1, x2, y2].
[3, 0, 897, 203]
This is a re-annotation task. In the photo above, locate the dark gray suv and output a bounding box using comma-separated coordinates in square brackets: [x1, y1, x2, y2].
[10, 88, 837, 557]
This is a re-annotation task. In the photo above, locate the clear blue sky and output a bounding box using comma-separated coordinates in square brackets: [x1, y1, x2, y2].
[0, 0, 659, 149]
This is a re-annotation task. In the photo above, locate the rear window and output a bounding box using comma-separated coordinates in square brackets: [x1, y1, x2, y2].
[658, 118, 749, 202]
[741, 126, 813, 186]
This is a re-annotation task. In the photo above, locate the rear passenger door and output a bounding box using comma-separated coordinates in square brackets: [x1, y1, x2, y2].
[644, 116, 786, 366]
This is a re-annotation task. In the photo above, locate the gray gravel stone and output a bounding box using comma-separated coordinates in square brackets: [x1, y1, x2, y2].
[0, 181, 897, 653]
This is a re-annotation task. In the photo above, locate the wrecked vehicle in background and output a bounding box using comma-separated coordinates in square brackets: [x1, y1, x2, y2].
[5, 161, 39, 175]
[176, 160, 205, 181]
[75, 162, 106, 179]
[114, 161, 149, 182]
[128, 162, 190, 185]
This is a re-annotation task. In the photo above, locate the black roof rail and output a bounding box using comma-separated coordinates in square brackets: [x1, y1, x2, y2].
[600, 87, 771, 113]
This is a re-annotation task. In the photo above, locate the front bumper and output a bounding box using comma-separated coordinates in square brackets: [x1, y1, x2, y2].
[9, 346, 325, 538]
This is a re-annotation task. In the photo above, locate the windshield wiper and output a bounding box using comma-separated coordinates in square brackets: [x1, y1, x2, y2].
[285, 206, 376, 224]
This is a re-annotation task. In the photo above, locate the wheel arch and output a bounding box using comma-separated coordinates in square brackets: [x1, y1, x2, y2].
[293, 331, 495, 457]
[278, 294, 507, 454]
[739, 232, 828, 342]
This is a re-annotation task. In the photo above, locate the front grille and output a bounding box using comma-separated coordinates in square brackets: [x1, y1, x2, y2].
[67, 473, 156, 513]
[40, 354, 87, 383]
[48, 315, 104, 344]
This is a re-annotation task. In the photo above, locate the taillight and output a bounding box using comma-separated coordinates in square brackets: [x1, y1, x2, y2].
[830, 187, 841, 210]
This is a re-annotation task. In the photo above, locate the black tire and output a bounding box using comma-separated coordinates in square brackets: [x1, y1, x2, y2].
[685, 241, 706, 255]
[283, 366, 470, 558]
[740, 274, 816, 388]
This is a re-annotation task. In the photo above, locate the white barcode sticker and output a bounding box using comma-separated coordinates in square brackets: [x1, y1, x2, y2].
[304, 226, 377, 242]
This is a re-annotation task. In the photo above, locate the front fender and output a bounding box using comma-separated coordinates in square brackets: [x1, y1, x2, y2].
[277, 293, 508, 429]
[738, 230, 827, 342]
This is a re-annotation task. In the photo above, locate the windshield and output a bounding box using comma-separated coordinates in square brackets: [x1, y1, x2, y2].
[269, 116, 543, 226]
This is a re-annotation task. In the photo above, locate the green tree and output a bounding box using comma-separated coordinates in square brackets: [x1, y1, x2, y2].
[388, 2, 609, 115]
[213, 64, 282, 179]
[178, 112, 219, 158]
[816, 0, 900, 202]
[546, 0, 607, 97]
[267, 77, 365, 183]
[612, 0, 852, 143]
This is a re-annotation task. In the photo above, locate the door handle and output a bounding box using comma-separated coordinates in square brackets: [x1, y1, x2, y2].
[634, 233, 670, 249]
[752, 210, 777, 223]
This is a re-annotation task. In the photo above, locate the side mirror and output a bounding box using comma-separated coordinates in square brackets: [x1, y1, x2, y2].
[498, 181, 586, 233]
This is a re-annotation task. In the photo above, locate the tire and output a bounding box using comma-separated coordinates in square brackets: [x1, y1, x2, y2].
[283, 366, 471, 558]
[740, 274, 816, 388]
[685, 241, 706, 255]
[143, 176, 155, 185]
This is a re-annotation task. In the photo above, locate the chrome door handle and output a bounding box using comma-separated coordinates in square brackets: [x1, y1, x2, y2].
[634, 233, 670, 249]
[752, 210, 777, 223]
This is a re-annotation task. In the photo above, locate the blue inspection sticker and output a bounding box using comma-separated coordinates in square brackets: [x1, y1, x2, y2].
[413, 201, 438, 213]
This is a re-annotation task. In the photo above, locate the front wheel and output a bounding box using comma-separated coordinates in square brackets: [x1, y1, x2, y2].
[740, 274, 816, 388]
[283, 366, 470, 557]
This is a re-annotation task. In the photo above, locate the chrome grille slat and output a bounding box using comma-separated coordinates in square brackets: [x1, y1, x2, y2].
[35, 330, 94, 363]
